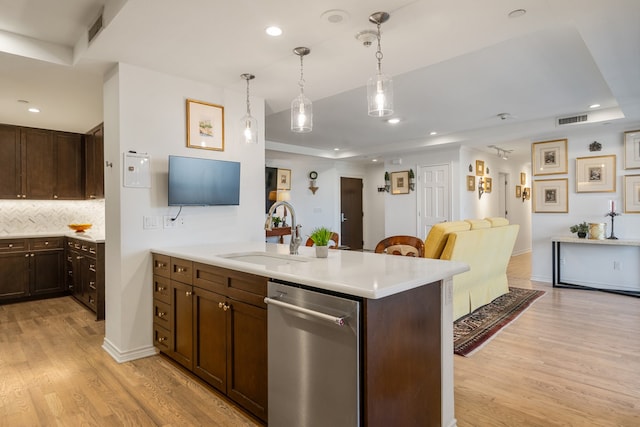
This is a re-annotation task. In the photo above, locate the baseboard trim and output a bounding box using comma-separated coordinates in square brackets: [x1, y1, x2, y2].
[530, 275, 551, 283]
[102, 337, 158, 363]
[446, 418, 458, 427]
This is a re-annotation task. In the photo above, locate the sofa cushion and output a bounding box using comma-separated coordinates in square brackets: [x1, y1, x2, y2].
[423, 221, 470, 259]
[485, 217, 509, 227]
[465, 219, 491, 229]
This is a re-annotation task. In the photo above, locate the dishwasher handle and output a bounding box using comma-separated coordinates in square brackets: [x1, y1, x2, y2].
[264, 296, 346, 326]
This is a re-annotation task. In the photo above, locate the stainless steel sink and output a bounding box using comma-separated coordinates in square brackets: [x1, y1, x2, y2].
[220, 252, 311, 267]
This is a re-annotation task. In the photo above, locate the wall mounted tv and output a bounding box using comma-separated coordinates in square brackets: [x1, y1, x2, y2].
[168, 155, 240, 206]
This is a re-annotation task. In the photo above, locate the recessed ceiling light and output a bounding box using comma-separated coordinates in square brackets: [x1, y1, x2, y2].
[28, 107, 40, 113]
[265, 26, 282, 36]
[589, 103, 601, 109]
[387, 118, 400, 124]
[508, 9, 526, 18]
[430, 131, 438, 136]
[334, 148, 340, 151]
[321, 9, 349, 24]
[372, 159, 378, 162]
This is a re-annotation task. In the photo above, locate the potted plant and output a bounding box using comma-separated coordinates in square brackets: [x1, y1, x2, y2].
[569, 222, 589, 238]
[272, 216, 281, 228]
[408, 168, 415, 190]
[384, 171, 390, 185]
[309, 226, 333, 258]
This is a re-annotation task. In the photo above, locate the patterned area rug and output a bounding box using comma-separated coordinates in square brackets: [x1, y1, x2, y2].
[454, 287, 545, 357]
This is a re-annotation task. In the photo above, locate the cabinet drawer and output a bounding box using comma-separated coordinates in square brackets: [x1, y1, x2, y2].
[153, 299, 171, 329]
[153, 254, 171, 278]
[153, 275, 171, 304]
[80, 241, 97, 254]
[194, 262, 228, 294]
[227, 270, 268, 308]
[170, 258, 192, 284]
[0, 239, 27, 252]
[30, 237, 63, 250]
[153, 324, 172, 353]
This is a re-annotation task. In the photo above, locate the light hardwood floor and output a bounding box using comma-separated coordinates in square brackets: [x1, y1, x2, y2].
[0, 254, 638, 426]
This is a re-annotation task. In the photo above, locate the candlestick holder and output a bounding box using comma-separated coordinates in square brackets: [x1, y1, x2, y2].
[605, 210, 621, 239]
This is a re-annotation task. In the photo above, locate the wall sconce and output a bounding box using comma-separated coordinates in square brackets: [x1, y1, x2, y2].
[381, 171, 390, 192]
[408, 168, 415, 191]
[478, 177, 484, 199]
[308, 171, 318, 194]
[522, 187, 530, 202]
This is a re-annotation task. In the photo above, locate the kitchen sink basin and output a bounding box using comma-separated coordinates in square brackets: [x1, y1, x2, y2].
[220, 252, 311, 267]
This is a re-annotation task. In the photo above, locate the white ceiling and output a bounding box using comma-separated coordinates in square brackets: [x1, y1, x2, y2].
[1, 0, 640, 162]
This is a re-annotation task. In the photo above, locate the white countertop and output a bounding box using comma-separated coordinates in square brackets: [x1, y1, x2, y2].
[0, 231, 105, 243]
[153, 242, 469, 300]
[553, 236, 640, 247]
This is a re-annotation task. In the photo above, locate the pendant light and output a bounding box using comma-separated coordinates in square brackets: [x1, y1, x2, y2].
[367, 12, 393, 117]
[240, 73, 258, 144]
[291, 47, 312, 133]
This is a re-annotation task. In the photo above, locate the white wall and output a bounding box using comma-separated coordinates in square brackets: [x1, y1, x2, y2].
[531, 122, 640, 284]
[103, 63, 265, 361]
[363, 163, 386, 250]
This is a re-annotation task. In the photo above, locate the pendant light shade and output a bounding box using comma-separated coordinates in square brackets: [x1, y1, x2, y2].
[291, 47, 312, 133]
[367, 12, 393, 117]
[240, 73, 258, 144]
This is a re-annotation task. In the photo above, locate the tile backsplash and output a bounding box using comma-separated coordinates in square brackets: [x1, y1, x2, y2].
[0, 199, 105, 236]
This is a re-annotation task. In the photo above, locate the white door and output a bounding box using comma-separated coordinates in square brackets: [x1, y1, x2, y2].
[498, 172, 508, 219]
[417, 164, 450, 239]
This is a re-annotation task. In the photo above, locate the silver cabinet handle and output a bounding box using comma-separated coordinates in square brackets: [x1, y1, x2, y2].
[264, 297, 346, 326]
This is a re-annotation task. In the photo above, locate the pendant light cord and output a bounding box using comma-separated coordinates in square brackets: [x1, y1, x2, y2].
[298, 55, 306, 95]
[245, 78, 251, 116]
[375, 22, 383, 74]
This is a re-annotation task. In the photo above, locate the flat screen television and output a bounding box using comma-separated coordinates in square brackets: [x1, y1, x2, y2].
[168, 155, 240, 206]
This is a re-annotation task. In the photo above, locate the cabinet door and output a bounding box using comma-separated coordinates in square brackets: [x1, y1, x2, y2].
[227, 299, 268, 422]
[0, 252, 30, 300]
[0, 125, 21, 199]
[54, 132, 84, 199]
[85, 123, 104, 199]
[30, 250, 64, 296]
[193, 288, 227, 392]
[22, 128, 55, 199]
[171, 280, 194, 370]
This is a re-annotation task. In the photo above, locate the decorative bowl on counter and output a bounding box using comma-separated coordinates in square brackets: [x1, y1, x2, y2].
[68, 223, 92, 233]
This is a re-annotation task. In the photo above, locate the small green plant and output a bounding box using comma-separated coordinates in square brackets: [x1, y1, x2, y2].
[569, 222, 589, 234]
[408, 169, 415, 179]
[272, 216, 281, 227]
[309, 226, 333, 246]
[384, 171, 390, 182]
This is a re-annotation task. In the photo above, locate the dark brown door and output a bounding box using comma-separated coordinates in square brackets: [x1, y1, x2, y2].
[0, 252, 30, 300]
[85, 123, 104, 199]
[0, 125, 21, 199]
[340, 177, 363, 250]
[31, 250, 64, 295]
[171, 280, 194, 370]
[22, 128, 55, 199]
[193, 287, 227, 393]
[54, 132, 84, 199]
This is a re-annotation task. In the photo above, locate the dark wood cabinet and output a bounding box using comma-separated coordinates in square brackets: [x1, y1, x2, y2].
[85, 123, 104, 199]
[0, 237, 64, 301]
[21, 127, 55, 199]
[0, 125, 21, 199]
[152, 254, 268, 423]
[54, 132, 84, 199]
[65, 237, 105, 320]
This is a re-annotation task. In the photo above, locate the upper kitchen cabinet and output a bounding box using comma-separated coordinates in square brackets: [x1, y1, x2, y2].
[20, 127, 56, 199]
[54, 131, 84, 199]
[84, 123, 104, 200]
[0, 124, 21, 199]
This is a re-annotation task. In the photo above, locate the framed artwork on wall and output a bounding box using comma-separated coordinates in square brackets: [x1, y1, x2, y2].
[575, 155, 616, 193]
[475, 160, 485, 176]
[624, 174, 640, 213]
[276, 168, 291, 190]
[520, 172, 526, 185]
[466, 175, 475, 191]
[532, 139, 568, 176]
[186, 99, 225, 151]
[391, 171, 410, 194]
[485, 177, 492, 193]
[624, 129, 640, 169]
[515, 185, 522, 198]
[533, 179, 568, 213]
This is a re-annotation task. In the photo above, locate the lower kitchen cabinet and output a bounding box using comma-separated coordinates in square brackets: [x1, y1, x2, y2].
[65, 237, 105, 320]
[152, 254, 267, 423]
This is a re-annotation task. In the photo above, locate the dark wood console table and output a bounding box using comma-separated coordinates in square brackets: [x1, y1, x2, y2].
[266, 226, 291, 244]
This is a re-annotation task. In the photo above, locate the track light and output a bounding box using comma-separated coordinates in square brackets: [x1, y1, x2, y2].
[488, 145, 513, 160]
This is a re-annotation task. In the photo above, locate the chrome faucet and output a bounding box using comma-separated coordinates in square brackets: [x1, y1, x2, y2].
[265, 201, 301, 255]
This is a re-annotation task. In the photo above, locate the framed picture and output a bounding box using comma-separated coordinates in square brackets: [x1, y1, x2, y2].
[515, 185, 522, 198]
[186, 99, 225, 151]
[532, 139, 568, 176]
[533, 179, 568, 213]
[475, 160, 485, 176]
[576, 155, 616, 193]
[624, 174, 640, 213]
[391, 171, 410, 194]
[520, 172, 526, 185]
[466, 175, 475, 191]
[276, 168, 291, 190]
[624, 129, 640, 169]
[485, 177, 492, 193]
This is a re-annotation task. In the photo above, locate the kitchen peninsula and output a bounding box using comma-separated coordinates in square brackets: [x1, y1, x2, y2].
[152, 242, 468, 427]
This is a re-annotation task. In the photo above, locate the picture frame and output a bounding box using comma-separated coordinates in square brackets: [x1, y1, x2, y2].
[533, 179, 568, 213]
[624, 174, 640, 213]
[485, 177, 492, 193]
[186, 99, 225, 151]
[532, 139, 568, 176]
[515, 185, 522, 198]
[520, 172, 526, 185]
[624, 129, 640, 169]
[475, 160, 485, 176]
[575, 155, 616, 193]
[391, 171, 410, 194]
[276, 168, 291, 190]
[466, 175, 475, 191]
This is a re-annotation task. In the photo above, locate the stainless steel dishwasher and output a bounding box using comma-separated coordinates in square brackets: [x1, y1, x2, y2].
[265, 280, 360, 427]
